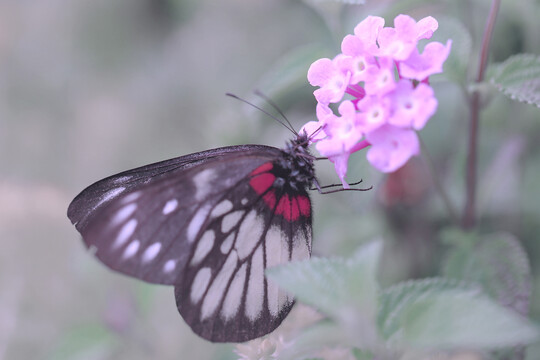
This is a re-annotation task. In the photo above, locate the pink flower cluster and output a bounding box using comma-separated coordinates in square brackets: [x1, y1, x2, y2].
[301, 14, 452, 186]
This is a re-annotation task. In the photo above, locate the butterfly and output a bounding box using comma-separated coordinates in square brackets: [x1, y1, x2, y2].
[67, 130, 320, 343]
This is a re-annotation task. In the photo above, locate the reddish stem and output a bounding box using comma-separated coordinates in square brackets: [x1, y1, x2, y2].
[462, 0, 500, 229]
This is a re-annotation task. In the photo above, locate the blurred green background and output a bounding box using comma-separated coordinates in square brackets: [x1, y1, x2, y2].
[1, 0, 539, 359]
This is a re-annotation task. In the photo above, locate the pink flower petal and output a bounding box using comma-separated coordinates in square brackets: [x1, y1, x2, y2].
[415, 16, 438, 40]
[375, 27, 417, 61]
[366, 125, 420, 173]
[316, 102, 334, 122]
[363, 57, 397, 96]
[315, 100, 364, 156]
[341, 35, 365, 56]
[328, 153, 351, 188]
[356, 95, 389, 133]
[387, 81, 437, 130]
[393, 14, 418, 39]
[400, 40, 452, 80]
[307, 58, 334, 86]
[308, 57, 351, 104]
[374, 15, 419, 61]
[374, 15, 439, 62]
[353, 16, 385, 53]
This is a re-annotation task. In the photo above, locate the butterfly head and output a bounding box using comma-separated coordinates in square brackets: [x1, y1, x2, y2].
[275, 133, 316, 192]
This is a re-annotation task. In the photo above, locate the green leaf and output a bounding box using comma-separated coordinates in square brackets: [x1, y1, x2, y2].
[266, 240, 382, 347]
[379, 279, 539, 350]
[378, 278, 478, 343]
[443, 232, 532, 317]
[400, 290, 540, 350]
[489, 54, 540, 108]
[279, 320, 353, 360]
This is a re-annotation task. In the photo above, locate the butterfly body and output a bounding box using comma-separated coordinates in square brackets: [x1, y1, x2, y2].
[68, 134, 315, 342]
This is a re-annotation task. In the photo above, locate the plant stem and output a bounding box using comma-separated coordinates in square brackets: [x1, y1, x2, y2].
[462, 0, 500, 229]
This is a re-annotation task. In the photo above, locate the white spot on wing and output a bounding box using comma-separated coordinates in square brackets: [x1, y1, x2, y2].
[114, 219, 137, 248]
[142, 242, 161, 263]
[123, 240, 140, 259]
[210, 200, 233, 218]
[221, 263, 247, 320]
[190, 230, 215, 266]
[241, 198, 248, 205]
[194, 169, 217, 200]
[113, 203, 137, 225]
[267, 278, 281, 317]
[265, 226, 285, 316]
[163, 259, 176, 273]
[221, 210, 244, 233]
[245, 245, 264, 320]
[121, 191, 141, 204]
[235, 210, 263, 259]
[96, 187, 125, 208]
[191, 267, 212, 304]
[291, 230, 311, 262]
[220, 233, 235, 254]
[162, 199, 178, 215]
[187, 204, 212, 242]
[201, 251, 238, 320]
[265, 226, 284, 269]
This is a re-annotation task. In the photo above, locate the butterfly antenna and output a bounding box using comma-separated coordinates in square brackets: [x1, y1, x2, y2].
[226, 93, 296, 135]
[307, 126, 324, 142]
[253, 90, 298, 136]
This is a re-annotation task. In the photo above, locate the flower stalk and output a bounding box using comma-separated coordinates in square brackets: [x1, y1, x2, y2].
[462, 0, 500, 229]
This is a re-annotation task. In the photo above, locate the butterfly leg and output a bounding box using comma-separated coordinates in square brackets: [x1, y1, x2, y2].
[311, 179, 371, 194]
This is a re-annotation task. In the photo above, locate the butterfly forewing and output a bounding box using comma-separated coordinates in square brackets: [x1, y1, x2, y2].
[67, 143, 314, 342]
[68, 146, 281, 285]
[68, 145, 275, 232]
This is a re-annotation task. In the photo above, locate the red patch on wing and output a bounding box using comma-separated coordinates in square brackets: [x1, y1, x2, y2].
[296, 195, 311, 217]
[251, 162, 273, 176]
[249, 173, 275, 195]
[249, 162, 311, 222]
[275, 195, 308, 221]
[291, 197, 300, 220]
[276, 194, 293, 221]
[263, 191, 276, 209]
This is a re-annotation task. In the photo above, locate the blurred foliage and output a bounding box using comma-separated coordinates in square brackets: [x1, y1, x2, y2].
[2, 0, 540, 359]
[489, 54, 540, 108]
[269, 243, 539, 359]
[443, 231, 532, 317]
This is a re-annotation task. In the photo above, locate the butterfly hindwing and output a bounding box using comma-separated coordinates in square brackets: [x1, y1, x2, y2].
[175, 165, 312, 342]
